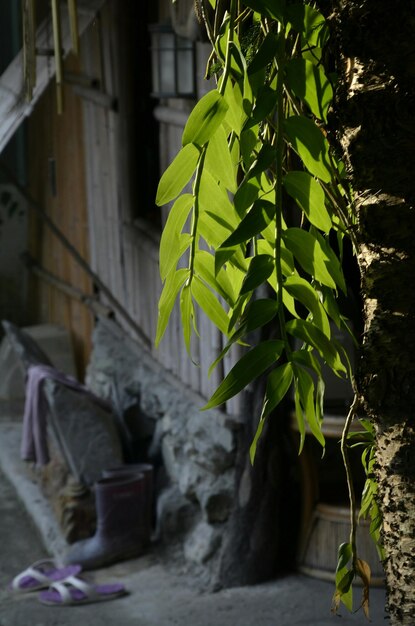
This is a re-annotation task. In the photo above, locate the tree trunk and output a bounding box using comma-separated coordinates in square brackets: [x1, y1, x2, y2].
[332, 1, 415, 623]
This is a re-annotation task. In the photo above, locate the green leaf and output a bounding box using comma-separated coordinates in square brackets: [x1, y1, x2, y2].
[286, 3, 328, 47]
[246, 85, 278, 128]
[159, 194, 193, 280]
[283, 275, 330, 336]
[194, 250, 236, 306]
[240, 254, 275, 295]
[337, 569, 354, 598]
[214, 245, 242, 275]
[295, 364, 325, 446]
[248, 31, 280, 76]
[313, 228, 347, 293]
[336, 542, 352, 572]
[243, 0, 285, 21]
[205, 125, 237, 192]
[199, 211, 234, 249]
[192, 276, 230, 336]
[283, 171, 331, 232]
[220, 200, 275, 247]
[245, 142, 276, 180]
[293, 378, 306, 453]
[199, 169, 238, 227]
[283, 227, 345, 291]
[240, 128, 260, 171]
[209, 298, 278, 376]
[250, 414, 267, 464]
[257, 238, 295, 276]
[284, 115, 333, 183]
[241, 298, 279, 333]
[223, 80, 246, 135]
[155, 268, 190, 347]
[182, 90, 229, 147]
[285, 58, 333, 122]
[227, 292, 252, 334]
[250, 359, 293, 464]
[156, 144, 200, 206]
[262, 362, 294, 419]
[228, 40, 247, 80]
[234, 175, 261, 216]
[286, 318, 347, 375]
[203, 340, 284, 409]
[290, 349, 323, 378]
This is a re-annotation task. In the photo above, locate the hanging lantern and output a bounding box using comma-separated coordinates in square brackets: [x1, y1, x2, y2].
[148, 22, 195, 99]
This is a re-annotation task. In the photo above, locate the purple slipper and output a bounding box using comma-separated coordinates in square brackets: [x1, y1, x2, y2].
[10, 559, 82, 592]
[38, 574, 127, 606]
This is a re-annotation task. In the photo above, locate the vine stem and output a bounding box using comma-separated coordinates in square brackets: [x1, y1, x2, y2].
[218, 0, 237, 96]
[188, 146, 207, 282]
[341, 393, 359, 568]
[274, 29, 289, 351]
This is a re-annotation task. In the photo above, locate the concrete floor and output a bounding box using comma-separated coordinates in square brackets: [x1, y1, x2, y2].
[0, 409, 388, 626]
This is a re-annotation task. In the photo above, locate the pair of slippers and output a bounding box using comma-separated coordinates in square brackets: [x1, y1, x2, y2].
[9, 559, 127, 606]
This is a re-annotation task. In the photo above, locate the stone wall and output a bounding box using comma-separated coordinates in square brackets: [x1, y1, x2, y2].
[86, 317, 243, 586]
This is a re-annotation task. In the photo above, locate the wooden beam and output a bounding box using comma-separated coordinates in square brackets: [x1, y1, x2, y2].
[0, 0, 107, 153]
[21, 252, 114, 319]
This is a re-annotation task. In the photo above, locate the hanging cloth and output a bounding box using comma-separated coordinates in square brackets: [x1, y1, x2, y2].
[21, 364, 111, 465]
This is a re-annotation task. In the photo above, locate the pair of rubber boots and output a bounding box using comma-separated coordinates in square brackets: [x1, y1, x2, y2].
[64, 464, 153, 570]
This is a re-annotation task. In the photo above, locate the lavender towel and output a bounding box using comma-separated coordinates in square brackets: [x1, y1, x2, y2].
[21, 364, 112, 465]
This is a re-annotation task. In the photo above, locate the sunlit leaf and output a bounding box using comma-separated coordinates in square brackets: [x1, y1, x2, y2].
[284, 115, 333, 183]
[182, 90, 229, 147]
[156, 144, 200, 205]
[222, 80, 243, 135]
[220, 200, 275, 247]
[257, 239, 295, 277]
[283, 171, 331, 232]
[286, 318, 347, 375]
[205, 125, 237, 193]
[234, 175, 262, 216]
[283, 227, 339, 289]
[194, 249, 236, 306]
[285, 58, 333, 122]
[155, 268, 190, 347]
[203, 340, 284, 409]
[192, 275, 230, 336]
[159, 194, 193, 280]
[240, 254, 275, 295]
[283, 275, 330, 336]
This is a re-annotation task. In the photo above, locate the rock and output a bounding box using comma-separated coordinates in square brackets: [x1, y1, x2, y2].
[44, 379, 123, 486]
[196, 471, 235, 523]
[184, 521, 222, 564]
[156, 485, 198, 540]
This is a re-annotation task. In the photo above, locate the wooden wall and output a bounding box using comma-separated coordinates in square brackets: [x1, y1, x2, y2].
[27, 54, 93, 379]
[25, 0, 242, 413]
[77, 1, 242, 412]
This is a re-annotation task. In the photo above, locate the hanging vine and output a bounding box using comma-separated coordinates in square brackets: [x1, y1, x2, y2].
[156, 0, 382, 616]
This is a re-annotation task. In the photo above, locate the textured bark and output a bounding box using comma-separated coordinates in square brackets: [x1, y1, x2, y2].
[331, 1, 415, 624]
